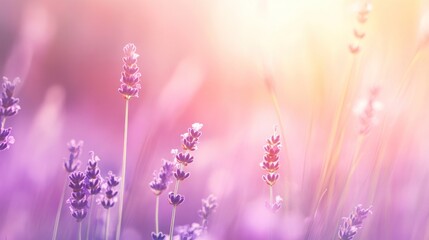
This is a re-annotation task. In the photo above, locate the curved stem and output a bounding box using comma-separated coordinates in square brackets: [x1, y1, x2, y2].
[155, 195, 160, 234]
[86, 196, 95, 240]
[116, 99, 130, 240]
[105, 208, 111, 240]
[52, 180, 68, 240]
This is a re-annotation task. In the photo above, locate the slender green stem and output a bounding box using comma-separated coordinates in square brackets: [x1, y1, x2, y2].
[105, 208, 111, 240]
[52, 180, 67, 240]
[116, 99, 130, 240]
[155, 195, 160, 234]
[78, 222, 82, 240]
[86, 196, 95, 240]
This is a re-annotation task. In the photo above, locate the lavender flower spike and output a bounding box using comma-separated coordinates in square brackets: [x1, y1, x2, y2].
[149, 160, 176, 195]
[85, 151, 102, 195]
[198, 194, 218, 230]
[338, 204, 372, 240]
[0, 77, 21, 151]
[100, 171, 121, 209]
[64, 140, 83, 173]
[118, 43, 141, 99]
[67, 171, 88, 222]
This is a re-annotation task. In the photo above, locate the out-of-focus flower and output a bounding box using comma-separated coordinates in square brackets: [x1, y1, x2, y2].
[265, 195, 283, 213]
[198, 195, 218, 230]
[64, 140, 83, 173]
[338, 204, 372, 240]
[349, 1, 372, 54]
[0, 77, 21, 151]
[67, 171, 88, 222]
[353, 86, 383, 135]
[99, 171, 120, 209]
[149, 160, 176, 195]
[118, 43, 141, 99]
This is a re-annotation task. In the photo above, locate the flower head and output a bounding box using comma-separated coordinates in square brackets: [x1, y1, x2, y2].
[151, 232, 166, 240]
[149, 160, 176, 195]
[67, 171, 88, 222]
[1, 77, 21, 151]
[0, 128, 15, 151]
[85, 151, 102, 195]
[168, 192, 185, 206]
[118, 43, 141, 99]
[338, 204, 372, 240]
[198, 194, 218, 230]
[261, 127, 281, 186]
[64, 140, 83, 173]
[100, 171, 121, 209]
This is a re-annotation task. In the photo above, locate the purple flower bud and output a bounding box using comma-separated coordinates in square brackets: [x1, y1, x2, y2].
[0, 128, 14, 151]
[67, 171, 88, 222]
[262, 172, 279, 186]
[1, 77, 21, 151]
[174, 169, 190, 181]
[149, 160, 175, 195]
[100, 171, 120, 209]
[151, 232, 166, 240]
[85, 152, 102, 195]
[64, 140, 83, 173]
[168, 192, 185, 206]
[175, 152, 194, 166]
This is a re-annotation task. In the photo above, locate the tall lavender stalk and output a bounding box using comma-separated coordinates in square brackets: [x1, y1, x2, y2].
[84, 152, 102, 240]
[168, 123, 203, 240]
[338, 205, 372, 240]
[52, 140, 83, 240]
[116, 43, 141, 240]
[0, 77, 21, 151]
[149, 159, 175, 238]
[260, 127, 283, 212]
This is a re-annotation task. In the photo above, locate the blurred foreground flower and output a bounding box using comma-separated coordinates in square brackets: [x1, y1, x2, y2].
[0, 77, 21, 151]
[354, 86, 382, 135]
[338, 204, 372, 240]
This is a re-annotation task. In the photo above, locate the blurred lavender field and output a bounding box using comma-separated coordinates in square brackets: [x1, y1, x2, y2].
[2, 0, 429, 239]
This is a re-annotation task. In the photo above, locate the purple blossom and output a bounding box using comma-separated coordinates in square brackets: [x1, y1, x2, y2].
[354, 86, 382, 135]
[338, 205, 372, 240]
[175, 223, 203, 240]
[175, 153, 194, 166]
[118, 43, 141, 99]
[0, 128, 14, 151]
[265, 195, 283, 213]
[181, 123, 203, 152]
[198, 195, 218, 230]
[0, 77, 21, 151]
[174, 169, 190, 181]
[151, 232, 166, 240]
[168, 192, 185, 206]
[85, 151, 102, 195]
[67, 171, 88, 222]
[100, 171, 120, 209]
[64, 140, 83, 173]
[149, 160, 176, 195]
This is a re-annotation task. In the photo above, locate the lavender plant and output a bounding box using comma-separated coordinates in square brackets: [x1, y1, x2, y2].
[260, 127, 283, 212]
[168, 123, 203, 240]
[0, 77, 21, 151]
[100, 171, 120, 240]
[67, 171, 89, 240]
[84, 151, 102, 240]
[175, 195, 218, 240]
[149, 158, 176, 237]
[338, 205, 372, 240]
[116, 43, 141, 240]
[52, 139, 83, 240]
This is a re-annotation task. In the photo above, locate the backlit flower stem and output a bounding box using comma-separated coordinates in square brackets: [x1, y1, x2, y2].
[105, 208, 111, 240]
[116, 99, 129, 240]
[155, 195, 160, 234]
[78, 222, 83, 240]
[86, 197, 95, 240]
[52, 180, 67, 240]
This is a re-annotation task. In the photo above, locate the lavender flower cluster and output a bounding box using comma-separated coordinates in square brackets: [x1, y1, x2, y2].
[62, 140, 120, 222]
[118, 43, 141, 99]
[0, 77, 21, 151]
[338, 204, 372, 240]
[149, 160, 175, 196]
